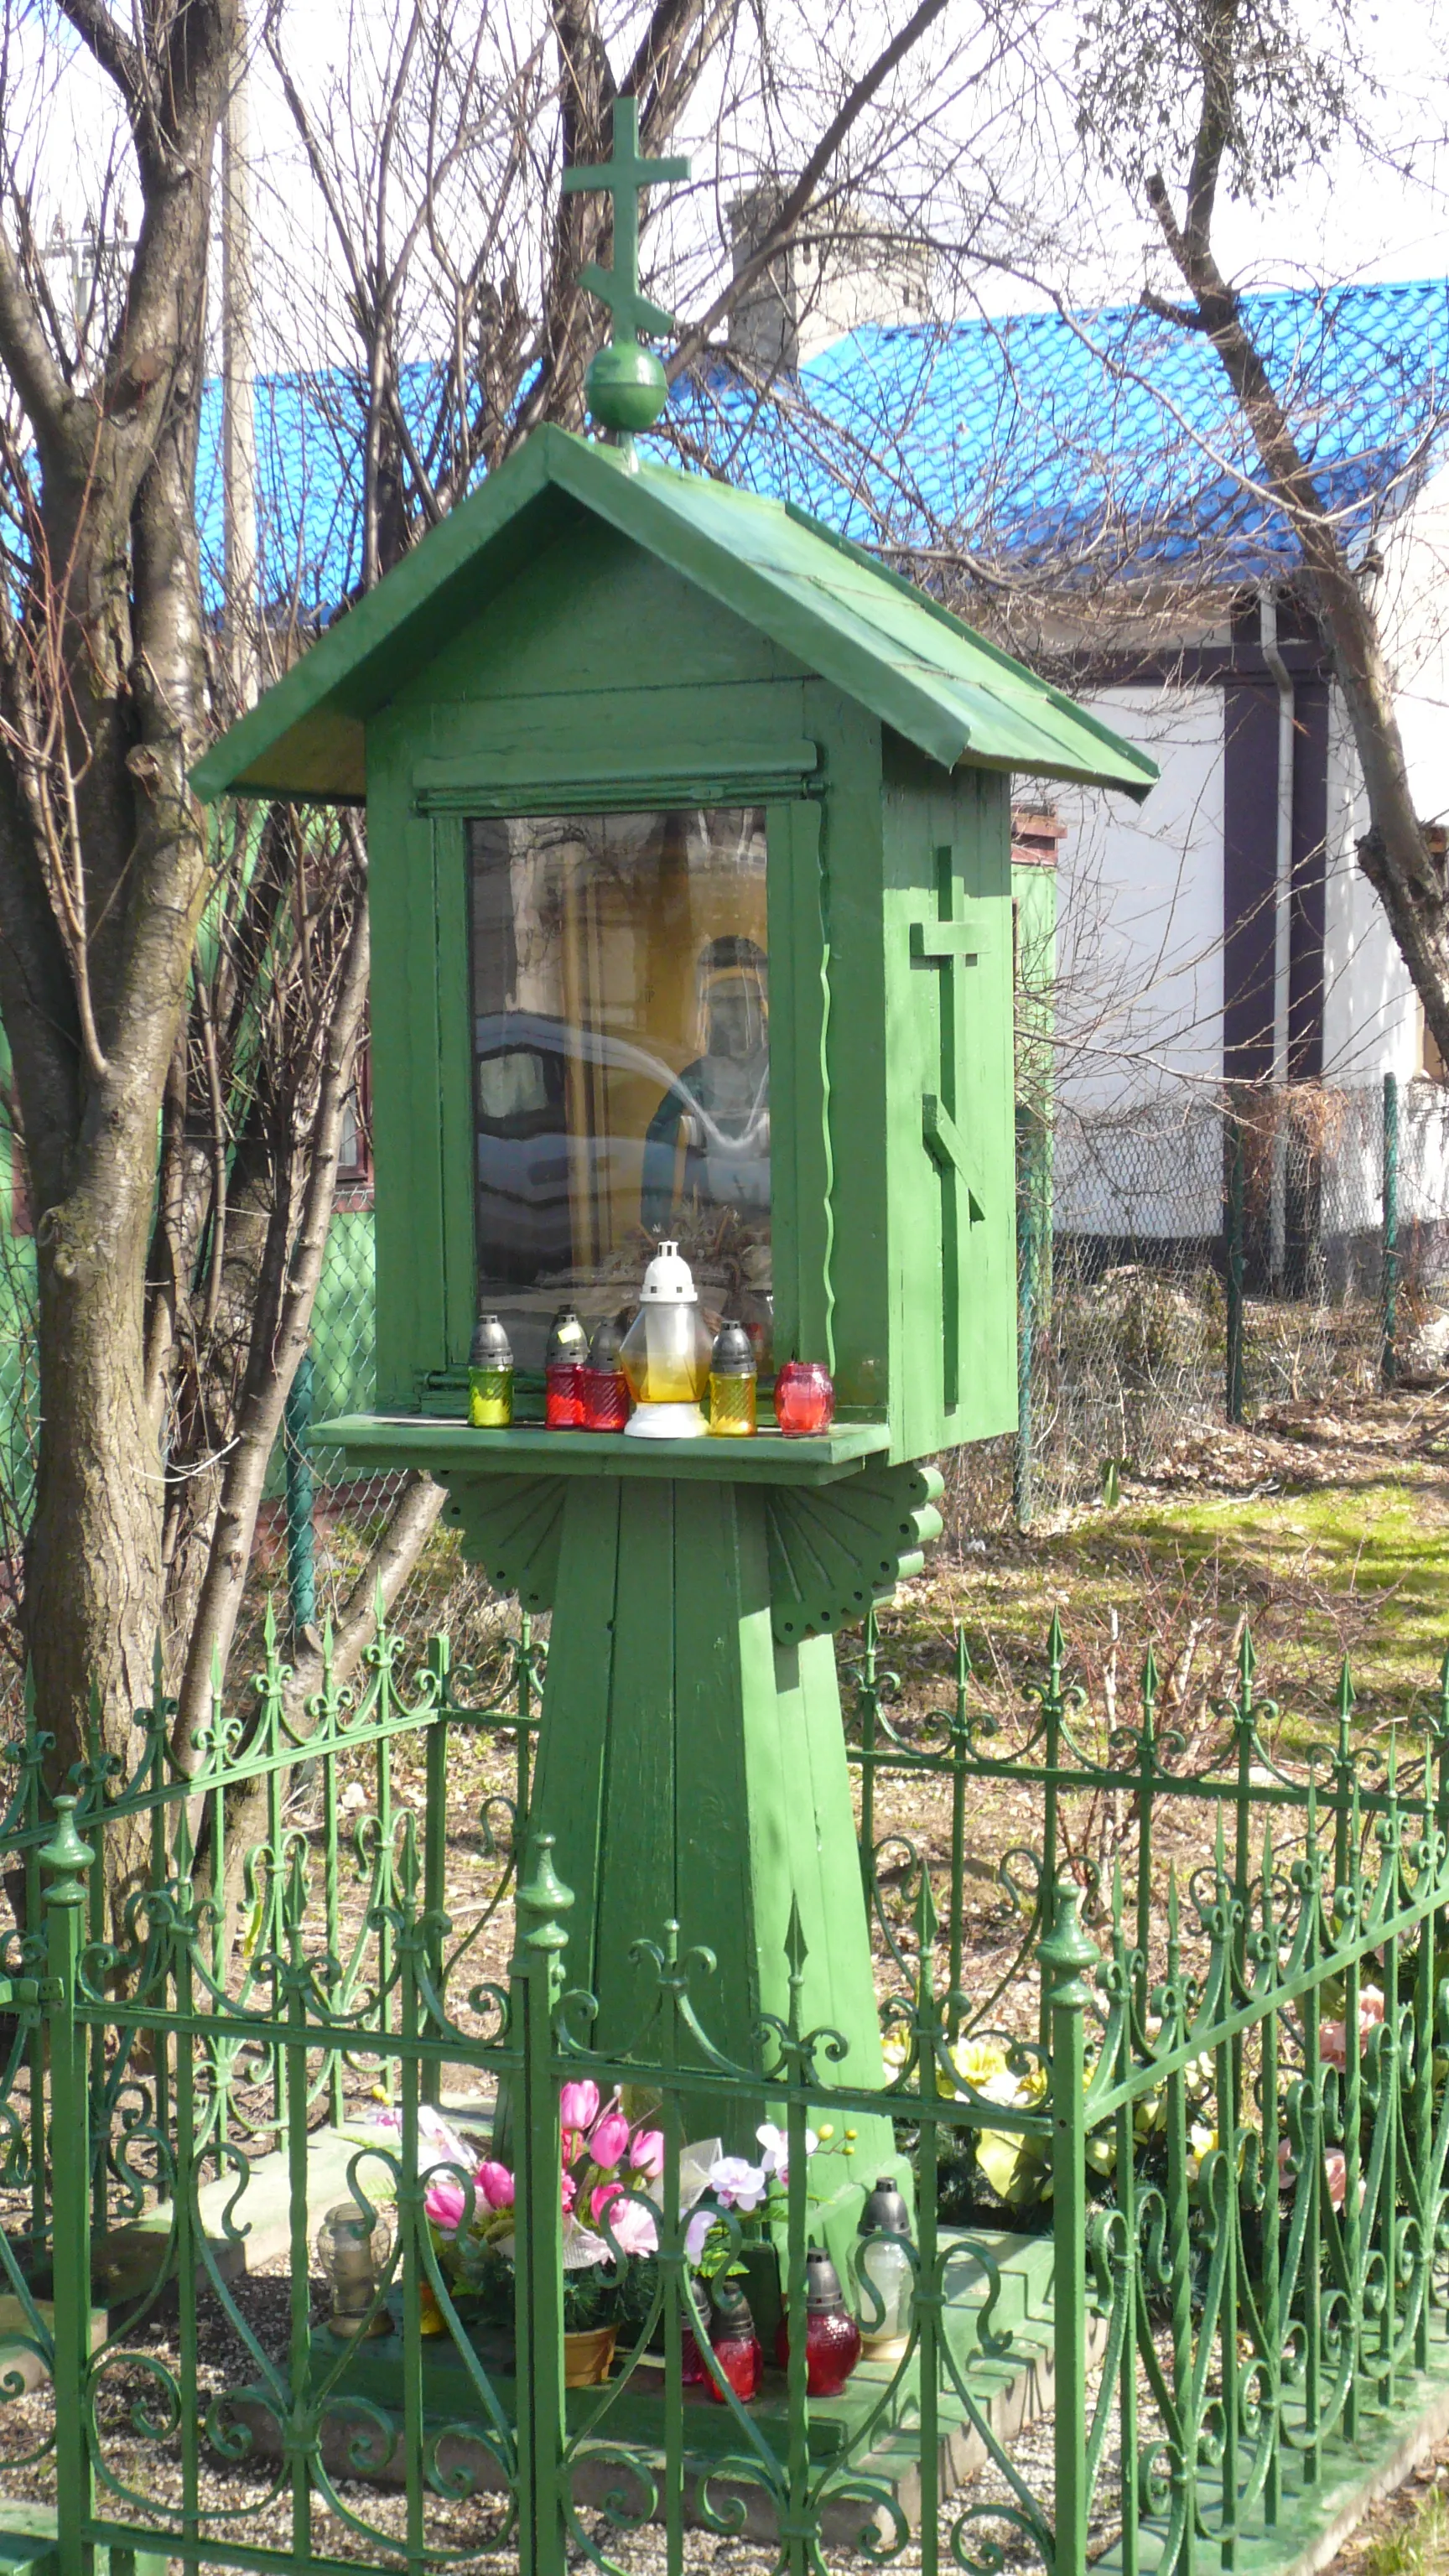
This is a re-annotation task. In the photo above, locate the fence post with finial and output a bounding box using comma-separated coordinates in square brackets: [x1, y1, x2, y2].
[42, 1797, 96, 2576]
[1041, 1877, 1099, 2576]
[1226, 1104, 1246, 1423]
[511, 1835, 572, 2576]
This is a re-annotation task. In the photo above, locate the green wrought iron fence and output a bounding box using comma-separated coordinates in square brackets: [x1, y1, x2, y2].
[6, 1614, 1449, 2576]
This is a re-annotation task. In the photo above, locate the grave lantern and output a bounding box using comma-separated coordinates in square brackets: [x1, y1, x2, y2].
[194, 101, 1154, 2217]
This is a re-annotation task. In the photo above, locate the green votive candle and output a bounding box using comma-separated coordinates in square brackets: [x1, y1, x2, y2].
[469, 1312, 513, 1429]
[708, 1320, 757, 1436]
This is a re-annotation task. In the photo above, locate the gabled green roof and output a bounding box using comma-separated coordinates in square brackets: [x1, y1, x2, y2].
[192, 424, 1156, 805]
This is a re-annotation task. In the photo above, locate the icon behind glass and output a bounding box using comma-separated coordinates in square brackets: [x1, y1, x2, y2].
[641, 934, 769, 1231]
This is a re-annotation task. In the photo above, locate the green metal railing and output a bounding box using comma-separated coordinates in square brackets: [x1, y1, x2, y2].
[7, 1611, 1449, 2576]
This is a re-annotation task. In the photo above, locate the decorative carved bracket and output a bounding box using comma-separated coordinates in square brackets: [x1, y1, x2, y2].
[438, 1456, 943, 1644]
[439, 1473, 566, 1613]
[765, 1459, 943, 1646]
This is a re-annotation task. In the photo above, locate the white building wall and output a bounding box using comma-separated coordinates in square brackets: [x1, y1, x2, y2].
[1039, 517, 1449, 1250]
[1322, 687, 1420, 1087]
[1324, 457, 1449, 1089]
[1052, 686, 1225, 1237]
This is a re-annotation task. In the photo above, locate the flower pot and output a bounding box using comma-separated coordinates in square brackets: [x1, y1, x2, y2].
[564, 2324, 617, 2386]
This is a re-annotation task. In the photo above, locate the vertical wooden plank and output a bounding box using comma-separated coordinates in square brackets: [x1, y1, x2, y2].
[522, 1482, 621, 2007]
[434, 813, 476, 1367]
[368, 706, 447, 1406]
[952, 769, 1016, 1444]
[800, 687, 891, 1420]
[591, 1479, 678, 2047]
[881, 756, 943, 1460]
[766, 799, 813, 1370]
[746, 1622, 894, 2200]
[669, 1481, 761, 2062]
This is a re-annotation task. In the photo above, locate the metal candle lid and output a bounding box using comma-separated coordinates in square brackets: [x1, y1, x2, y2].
[859, 2175, 911, 2237]
[709, 2275, 755, 2334]
[710, 1321, 755, 1376]
[545, 1308, 589, 1366]
[804, 2247, 847, 2312]
[640, 1240, 697, 1304]
[470, 1313, 512, 1368]
[587, 1315, 626, 1369]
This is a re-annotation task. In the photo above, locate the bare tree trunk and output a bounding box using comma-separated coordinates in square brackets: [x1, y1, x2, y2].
[173, 880, 371, 1757]
[1139, 0, 1449, 1064]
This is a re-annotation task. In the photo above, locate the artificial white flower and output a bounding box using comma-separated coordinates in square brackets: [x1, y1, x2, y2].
[416, 2106, 475, 2175]
[684, 2205, 716, 2263]
[756, 2121, 818, 2179]
[708, 2154, 767, 2211]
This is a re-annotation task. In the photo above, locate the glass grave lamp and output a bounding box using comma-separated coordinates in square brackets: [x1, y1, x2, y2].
[774, 2247, 861, 2396]
[468, 1312, 513, 1430]
[619, 1242, 712, 1439]
[317, 2199, 390, 2339]
[582, 1315, 631, 1432]
[707, 2274, 762, 2402]
[544, 1307, 589, 1429]
[708, 1320, 757, 1438]
[854, 2174, 915, 2359]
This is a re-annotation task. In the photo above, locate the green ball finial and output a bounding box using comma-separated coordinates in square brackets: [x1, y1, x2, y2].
[562, 98, 688, 441]
[584, 342, 668, 435]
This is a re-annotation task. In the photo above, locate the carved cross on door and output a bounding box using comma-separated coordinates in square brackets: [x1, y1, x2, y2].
[911, 847, 988, 1412]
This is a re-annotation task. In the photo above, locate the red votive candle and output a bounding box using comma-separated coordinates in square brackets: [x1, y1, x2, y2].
[581, 1317, 630, 1431]
[772, 1359, 835, 1437]
[773, 2251, 860, 2396]
[544, 1308, 589, 1428]
[708, 2281, 762, 2403]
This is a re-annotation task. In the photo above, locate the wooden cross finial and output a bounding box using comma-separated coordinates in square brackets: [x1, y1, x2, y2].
[564, 96, 689, 439]
[564, 96, 689, 349]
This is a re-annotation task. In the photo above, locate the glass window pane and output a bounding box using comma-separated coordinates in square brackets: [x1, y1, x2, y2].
[469, 808, 771, 1371]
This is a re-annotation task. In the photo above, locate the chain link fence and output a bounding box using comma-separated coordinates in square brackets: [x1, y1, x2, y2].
[950, 1073, 1449, 1533]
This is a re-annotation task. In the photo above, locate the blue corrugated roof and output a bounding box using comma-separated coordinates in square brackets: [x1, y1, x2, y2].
[699, 278, 1449, 579]
[197, 278, 1449, 617]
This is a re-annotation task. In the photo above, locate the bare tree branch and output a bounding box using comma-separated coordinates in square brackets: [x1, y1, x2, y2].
[667, 0, 953, 381]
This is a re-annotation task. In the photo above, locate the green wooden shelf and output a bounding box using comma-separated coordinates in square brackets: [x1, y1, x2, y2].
[313, 1414, 893, 1487]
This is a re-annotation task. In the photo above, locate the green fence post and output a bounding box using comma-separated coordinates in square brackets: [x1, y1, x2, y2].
[1015, 1110, 1041, 1530]
[1226, 1104, 1246, 1425]
[42, 1797, 96, 2576]
[1043, 1878, 1099, 2576]
[284, 1348, 316, 1636]
[1383, 1071, 1400, 1388]
[511, 1835, 571, 2576]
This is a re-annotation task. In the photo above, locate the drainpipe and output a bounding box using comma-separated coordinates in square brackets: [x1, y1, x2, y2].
[1259, 584, 1296, 1280]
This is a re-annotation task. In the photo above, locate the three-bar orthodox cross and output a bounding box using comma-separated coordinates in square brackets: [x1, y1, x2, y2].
[563, 96, 690, 350]
[911, 849, 988, 1412]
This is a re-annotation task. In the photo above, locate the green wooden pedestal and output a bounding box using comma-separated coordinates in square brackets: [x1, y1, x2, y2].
[322, 1419, 943, 2196]
[523, 1478, 883, 2131]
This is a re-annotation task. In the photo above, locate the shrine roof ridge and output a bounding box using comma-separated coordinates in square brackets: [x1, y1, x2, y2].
[192, 423, 1157, 807]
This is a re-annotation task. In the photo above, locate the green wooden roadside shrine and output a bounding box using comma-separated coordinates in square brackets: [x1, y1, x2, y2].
[195, 105, 1154, 2229]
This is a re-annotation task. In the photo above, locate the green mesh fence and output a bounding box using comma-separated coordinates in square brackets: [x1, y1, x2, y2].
[951, 1077, 1449, 1533]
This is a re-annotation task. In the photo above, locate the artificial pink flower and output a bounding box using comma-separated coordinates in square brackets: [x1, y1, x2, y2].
[475, 2160, 515, 2210]
[589, 2111, 631, 2170]
[590, 2184, 659, 2256]
[560, 2172, 577, 2213]
[559, 2080, 600, 2136]
[629, 2129, 666, 2181]
[1320, 1987, 1385, 2071]
[1277, 2137, 1350, 2209]
[424, 2176, 467, 2233]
